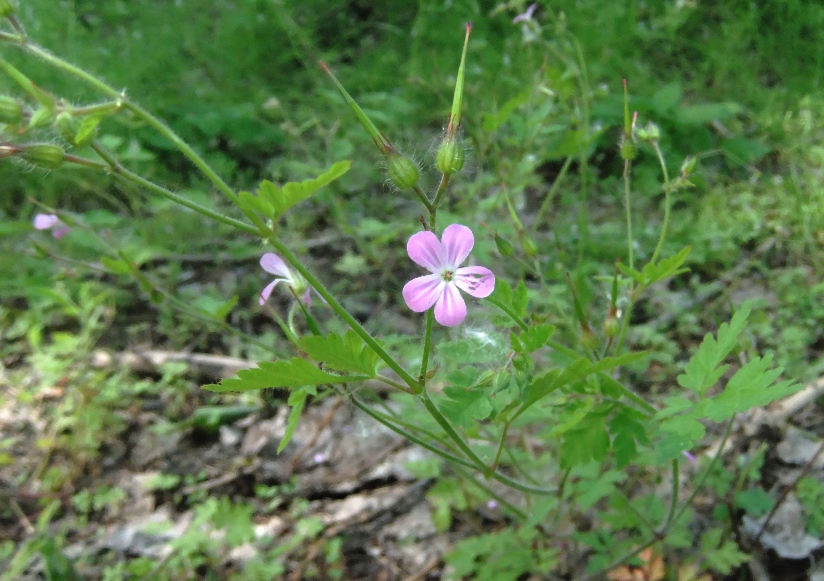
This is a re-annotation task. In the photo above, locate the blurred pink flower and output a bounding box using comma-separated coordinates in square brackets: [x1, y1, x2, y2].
[33, 213, 70, 239]
[259, 253, 314, 306]
[513, 3, 537, 23]
[402, 224, 495, 327]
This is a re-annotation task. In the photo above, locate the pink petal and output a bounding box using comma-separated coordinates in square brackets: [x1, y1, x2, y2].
[402, 274, 444, 312]
[260, 253, 291, 278]
[34, 214, 59, 230]
[301, 288, 313, 307]
[52, 225, 70, 239]
[259, 279, 283, 305]
[434, 283, 467, 327]
[454, 266, 495, 298]
[441, 224, 474, 268]
[407, 231, 444, 272]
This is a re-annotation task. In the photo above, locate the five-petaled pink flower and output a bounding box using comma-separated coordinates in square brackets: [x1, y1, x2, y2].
[402, 224, 495, 327]
[33, 213, 70, 239]
[259, 253, 314, 306]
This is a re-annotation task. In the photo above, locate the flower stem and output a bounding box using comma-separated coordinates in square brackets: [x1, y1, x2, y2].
[659, 458, 680, 533]
[650, 141, 671, 265]
[623, 158, 635, 270]
[89, 143, 261, 236]
[418, 309, 434, 387]
[270, 239, 419, 392]
[1, 37, 258, 225]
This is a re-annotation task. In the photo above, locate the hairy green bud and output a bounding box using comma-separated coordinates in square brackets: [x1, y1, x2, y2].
[20, 144, 65, 169]
[603, 314, 620, 338]
[386, 152, 420, 190]
[520, 235, 538, 257]
[580, 324, 600, 351]
[620, 136, 637, 161]
[636, 121, 660, 143]
[436, 137, 466, 175]
[0, 96, 22, 124]
[0, 0, 15, 18]
[495, 234, 515, 257]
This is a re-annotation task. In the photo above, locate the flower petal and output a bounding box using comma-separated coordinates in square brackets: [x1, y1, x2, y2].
[434, 283, 467, 326]
[407, 230, 444, 272]
[301, 289, 313, 307]
[34, 214, 59, 230]
[259, 279, 283, 305]
[260, 253, 292, 278]
[454, 266, 495, 298]
[441, 224, 474, 268]
[403, 274, 444, 312]
[52, 225, 70, 239]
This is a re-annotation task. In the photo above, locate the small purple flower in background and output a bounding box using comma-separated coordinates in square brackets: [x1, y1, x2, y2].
[259, 253, 314, 306]
[313, 452, 326, 464]
[682, 450, 696, 463]
[33, 213, 70, 239]
[487, 499, 499, 510]
[402, 224, 495, 327]
[513, 3, 537, 23]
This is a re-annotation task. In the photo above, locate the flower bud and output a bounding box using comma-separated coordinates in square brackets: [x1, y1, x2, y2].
[495, 234, 515, 257]
[0, 96, 22, 124]
[386, 152, 420, 190]
[637, 121, 660, 143]
[55, 111, 98, 147]
[436, 136, 466, 175]
[55, 112, 78, 143]
[20, 144, 65, 169]
[520, 235, 538, 257]
[0, 0, 15, 18]
[680, 155, 697, 177]
[603, 314, 620, 338]
[580, 324, 600, 351]
[620, 135, 636, 161]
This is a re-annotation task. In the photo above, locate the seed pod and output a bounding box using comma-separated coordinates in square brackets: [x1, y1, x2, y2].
[520, 235, 538, 257]
[436, 136, 465, 175]
[20, 144, 65, 169]
[603, 314, 620, 338]
[0, 96, 22, 124]
[386, 152, 420, 190]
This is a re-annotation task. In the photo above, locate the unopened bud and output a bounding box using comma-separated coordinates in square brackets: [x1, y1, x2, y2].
[436, 136, 465, 175]
[520, 235, 538, 257]
[55, 111, 98, 147]
[680, 155, 697, 177]
[0, 96, 22, 124]
[580, 324, 600, 351]
[0, 0, 15, 18]
[620, 136, 636, 161]
[20, 144, 65, 169]
[495, 234, 515, 257]
[637, 121, 660, 143]
[603, 314, 619, 338]
[386, 152, 420, 190]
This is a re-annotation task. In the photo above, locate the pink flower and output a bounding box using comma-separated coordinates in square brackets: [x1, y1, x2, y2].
[33, 213, 70, 238]
[402, 224, 495, 327]
[259, 253, 314, 306]
[513, 3, 537, 23]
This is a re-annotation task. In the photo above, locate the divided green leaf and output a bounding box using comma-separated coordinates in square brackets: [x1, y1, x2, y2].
[258, 160, 351, 219]
[202, 358, 369, 392]
[298, 330, 381, 375]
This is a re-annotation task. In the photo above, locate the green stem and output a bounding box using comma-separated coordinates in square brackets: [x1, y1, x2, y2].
[270, 239, 419, 392]
[451, 464, 527, 521]
[411, 184, 434, 215]
[89, 143, 261, 236]
[486, 297, 528, 331]
[352, 398, 476, 469]
[649, 142, 671, 265]
[3, 37, 260, 225]
[623, 158, 635, 270]
[574, 538, 658, 581]
[659, 458, 680, 533]
[418, 309, 434, 387]
[533, 154, 573, 234]
[490, 421, 511, 472]
[431, 173, 451, 210]
[672, 416, 734, 526]
[419, 393, 558, 496]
